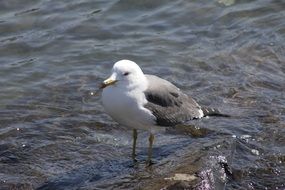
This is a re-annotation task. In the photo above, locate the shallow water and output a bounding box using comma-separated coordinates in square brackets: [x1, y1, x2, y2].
[0, 0, 284, 189]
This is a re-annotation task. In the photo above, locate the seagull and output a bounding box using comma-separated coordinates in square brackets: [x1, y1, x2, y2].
[100, 60, 227, 165]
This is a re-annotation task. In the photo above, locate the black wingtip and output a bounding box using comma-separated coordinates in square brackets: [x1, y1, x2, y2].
[202, 107, 230, 117]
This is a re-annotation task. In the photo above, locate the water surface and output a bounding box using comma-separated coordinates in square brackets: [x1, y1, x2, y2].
[0, 0, 284, 189]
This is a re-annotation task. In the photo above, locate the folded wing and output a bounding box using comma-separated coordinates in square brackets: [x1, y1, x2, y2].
[144, 75, 203, 126]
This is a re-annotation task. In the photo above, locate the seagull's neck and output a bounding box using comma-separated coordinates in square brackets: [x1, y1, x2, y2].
[125, 74, 148, 92]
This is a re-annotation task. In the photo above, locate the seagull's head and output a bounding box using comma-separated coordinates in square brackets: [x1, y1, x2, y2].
[101, 60, 147, 89]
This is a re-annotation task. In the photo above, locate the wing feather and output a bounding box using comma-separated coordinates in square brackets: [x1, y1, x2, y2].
[144, 75, 202, 126]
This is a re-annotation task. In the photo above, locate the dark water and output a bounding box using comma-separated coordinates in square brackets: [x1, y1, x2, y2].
[1, 0, 285, 189]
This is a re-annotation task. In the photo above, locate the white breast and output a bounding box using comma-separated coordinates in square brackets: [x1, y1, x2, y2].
[101, 86, 156, 130]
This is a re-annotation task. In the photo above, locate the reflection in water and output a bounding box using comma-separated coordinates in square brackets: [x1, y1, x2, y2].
[0, 0, 284, 189]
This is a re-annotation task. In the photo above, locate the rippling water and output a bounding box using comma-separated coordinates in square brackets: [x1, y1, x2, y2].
[0, 0, 284, 189]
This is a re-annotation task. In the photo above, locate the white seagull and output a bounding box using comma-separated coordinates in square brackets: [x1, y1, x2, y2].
[100, 60, 227, 165]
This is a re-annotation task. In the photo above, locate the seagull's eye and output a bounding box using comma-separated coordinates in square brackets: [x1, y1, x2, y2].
[123, 72, 130, 76]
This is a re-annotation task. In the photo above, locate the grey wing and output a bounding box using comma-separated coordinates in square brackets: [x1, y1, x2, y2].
[144, 75, 203, 126]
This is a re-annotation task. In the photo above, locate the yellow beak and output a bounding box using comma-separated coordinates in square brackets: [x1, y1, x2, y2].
[100, 78, 117, 89]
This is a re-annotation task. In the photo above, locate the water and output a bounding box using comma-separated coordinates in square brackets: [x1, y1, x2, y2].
[0, 0, 284, 189]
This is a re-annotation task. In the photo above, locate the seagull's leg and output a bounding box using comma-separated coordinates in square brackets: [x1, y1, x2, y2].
[146, 133, 154, 166]
[132, 129, 138, 162]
